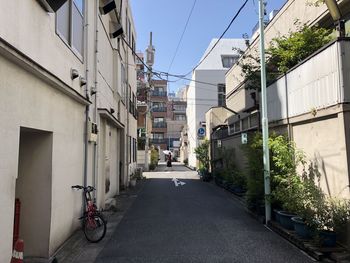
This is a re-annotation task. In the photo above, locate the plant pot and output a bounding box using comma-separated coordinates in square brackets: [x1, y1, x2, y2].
[273, 209, 281, 223]
[277, 211, 297, 230]
[318, 230, 337, 247]
[229, 185, 246, 195]
[291, 217, 312, 239]
[130, 179, 136, 187]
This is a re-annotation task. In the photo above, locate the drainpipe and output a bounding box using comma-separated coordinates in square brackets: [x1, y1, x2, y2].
[126, 38, 130, 186]
[93, 0, 100, 200]
[83, 0, 90, 188]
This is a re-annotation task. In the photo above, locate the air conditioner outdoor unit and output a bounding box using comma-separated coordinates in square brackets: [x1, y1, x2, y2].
[37, 0, 68, 13]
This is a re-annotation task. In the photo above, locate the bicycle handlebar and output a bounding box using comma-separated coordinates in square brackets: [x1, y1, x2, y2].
[71, 185, 95, 192]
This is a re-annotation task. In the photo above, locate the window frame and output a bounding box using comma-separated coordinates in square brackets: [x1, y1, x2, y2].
[55, 0, 85, 62]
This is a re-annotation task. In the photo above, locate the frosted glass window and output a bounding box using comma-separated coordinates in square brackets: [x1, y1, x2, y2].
[57, 1, 70, 42]
[56, 0, 84, 57]
[72, 4, 83, 55]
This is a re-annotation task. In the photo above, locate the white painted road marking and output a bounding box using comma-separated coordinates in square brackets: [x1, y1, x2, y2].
[172, 178, 186, 187]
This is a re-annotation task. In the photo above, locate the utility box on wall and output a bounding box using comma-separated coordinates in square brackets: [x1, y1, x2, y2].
[88, 120, 98, 142]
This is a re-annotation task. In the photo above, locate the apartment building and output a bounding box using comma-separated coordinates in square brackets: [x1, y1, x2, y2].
[166, 94, 187, 158]
[0, 0, 137, 261]
[150, 79, 168, 151]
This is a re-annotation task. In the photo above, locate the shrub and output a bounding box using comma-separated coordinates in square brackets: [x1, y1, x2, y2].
[194, 140, 210, 171]
[150, 147, 159, 170]
[243, 132, 305, 213]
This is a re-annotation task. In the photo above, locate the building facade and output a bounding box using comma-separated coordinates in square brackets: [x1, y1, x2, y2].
[207, 0, 350, 247]
[150, 79, 168, 151]
[186, 38, 246, 168]
[0, 0, 137, 261]
[166, 94, 187, 158]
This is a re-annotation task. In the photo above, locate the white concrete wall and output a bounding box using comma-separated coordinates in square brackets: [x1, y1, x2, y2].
[187, 69, 226, 168]
[0, 55, 85, 262]
[0, 0, 138, 261]
[0, 0, 85, 96]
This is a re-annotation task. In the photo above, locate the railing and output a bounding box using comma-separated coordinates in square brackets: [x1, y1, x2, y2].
[152, 122, 167, 128]
[173, 107, 186, 113]
[212, 127, 229, 140]
[150, 91, 167, 97]
[152, 107, 167, 112]
[150, 138, 167, 144]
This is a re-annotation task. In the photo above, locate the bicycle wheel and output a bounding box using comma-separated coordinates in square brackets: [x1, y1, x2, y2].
[83, 214, 107, 243]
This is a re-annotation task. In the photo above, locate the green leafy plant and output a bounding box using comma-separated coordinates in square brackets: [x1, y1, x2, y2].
[238, 23, 332, 91]
[313, 197, 350, 232]
[194, 140, 210, 171]
[267, 23, 332, 73]
[149, 147, 159, 171]
[243, 132, 306, 213]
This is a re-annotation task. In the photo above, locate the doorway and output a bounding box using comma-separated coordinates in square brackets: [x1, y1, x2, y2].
[15, 127, 53, 259]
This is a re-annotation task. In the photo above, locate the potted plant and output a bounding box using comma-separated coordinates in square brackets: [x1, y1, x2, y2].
[129, 174, 136, 187]
[273, 176, 303, 230]
[313, 197, 350, 247]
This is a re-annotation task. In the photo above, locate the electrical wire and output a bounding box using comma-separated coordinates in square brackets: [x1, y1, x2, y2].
[120, 0, 249, 90]
[166, 0, 197, 74]
[163, 0, 249, 78]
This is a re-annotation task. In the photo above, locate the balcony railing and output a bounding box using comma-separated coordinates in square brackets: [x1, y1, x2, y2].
[152, 122, 167, 128]
[150, 91, 167, 97]
[265, 39, 350, 122]
[150, 138, 167, 144]
[152, 107, 167, 112]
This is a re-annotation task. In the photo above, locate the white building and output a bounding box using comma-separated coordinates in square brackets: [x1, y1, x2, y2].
[186, 39, 246, 168]
[0, 0, 137, 261]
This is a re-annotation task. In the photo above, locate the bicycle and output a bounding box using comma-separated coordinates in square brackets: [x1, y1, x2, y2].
[71, 185, 107, 243]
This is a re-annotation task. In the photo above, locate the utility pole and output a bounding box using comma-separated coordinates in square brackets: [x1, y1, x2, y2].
[258, 0, 271, 223]
[144, 32, 155, 171]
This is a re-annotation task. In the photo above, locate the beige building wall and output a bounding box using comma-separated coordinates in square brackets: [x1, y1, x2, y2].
[292, 114, 350, 198]
[0, 0, 138, 261]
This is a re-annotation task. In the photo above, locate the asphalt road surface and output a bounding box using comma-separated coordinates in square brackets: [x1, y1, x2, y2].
[95, 163, 313, 263]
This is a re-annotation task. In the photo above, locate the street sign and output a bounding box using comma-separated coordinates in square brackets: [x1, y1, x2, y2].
[241, 133, 248, 144]
[197, 127, 205, 137]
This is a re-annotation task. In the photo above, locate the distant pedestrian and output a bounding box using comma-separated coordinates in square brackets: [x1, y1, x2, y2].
[167, 152, 172, 167]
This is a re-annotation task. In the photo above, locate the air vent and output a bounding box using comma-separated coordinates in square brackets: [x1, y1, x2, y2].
[37, 0, 68, 13]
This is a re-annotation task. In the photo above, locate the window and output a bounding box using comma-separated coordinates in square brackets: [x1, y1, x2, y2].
[129, 136, 131, 163]
[218, 84, 226, 107]
[152, 133, 164, 139]
[221, 55, 238, 68]
[128, 19, 131, 43]
[250, 113, 259, 128]
[133, 138, 137, 162]
[154, 117, 164, 123]
[173, 105, 186, 111]
[175, 115, 186, 121]
[56, 0, 84, 57]
[121, 64, 126, 101]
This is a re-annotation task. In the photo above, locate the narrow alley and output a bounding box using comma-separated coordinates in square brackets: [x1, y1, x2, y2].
[90, 163, 313, 263]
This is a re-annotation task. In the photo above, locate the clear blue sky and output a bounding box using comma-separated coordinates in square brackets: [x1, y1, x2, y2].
[130, 0, 286, 93]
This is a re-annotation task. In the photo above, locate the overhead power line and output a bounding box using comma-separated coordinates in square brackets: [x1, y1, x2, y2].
[167, 0, 197, 74]
[165, 0, 249, 78]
